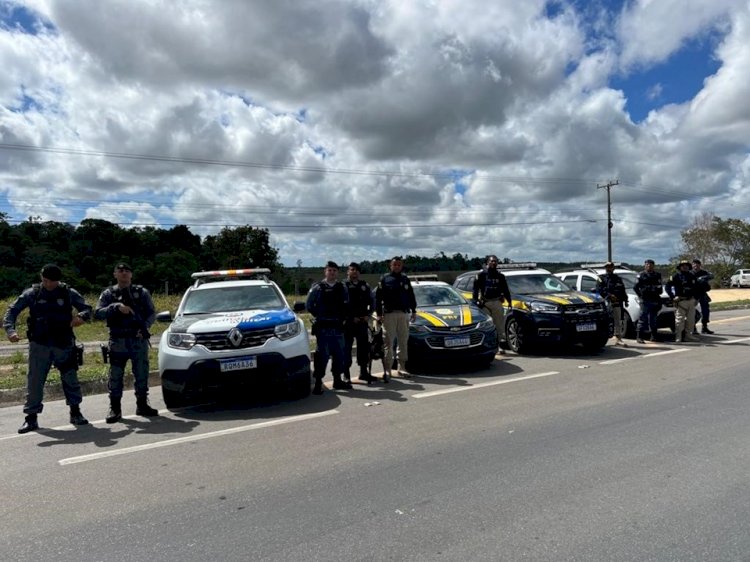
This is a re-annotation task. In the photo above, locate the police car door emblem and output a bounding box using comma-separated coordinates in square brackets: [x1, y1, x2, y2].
[227, 328, 243, 347]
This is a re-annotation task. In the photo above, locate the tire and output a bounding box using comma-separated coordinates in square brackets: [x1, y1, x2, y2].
[583, 333, 608, 353]
[505, 317, 529, 354]
[162, 387, 188, 410]
[287, 372, 311, 400]
[623, 311, 636, 339]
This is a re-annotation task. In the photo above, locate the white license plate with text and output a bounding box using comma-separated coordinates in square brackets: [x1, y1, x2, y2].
[445, 336, 471, 347]
[220, 357, 257, 372]
[576, 322, 597, 332]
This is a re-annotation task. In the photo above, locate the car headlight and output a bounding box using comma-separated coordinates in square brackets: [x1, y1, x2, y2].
[275, 320, 301, 340]
[529, 301, 561, 313]
[167, 332, 196, 350]
[409, 324, 430, 333]
[478, 317, 495, 330]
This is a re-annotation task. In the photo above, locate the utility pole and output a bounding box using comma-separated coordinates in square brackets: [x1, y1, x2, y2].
[597, 180, 619, 262]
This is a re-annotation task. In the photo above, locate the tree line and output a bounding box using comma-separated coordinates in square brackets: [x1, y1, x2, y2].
[1, 212, 742, 298]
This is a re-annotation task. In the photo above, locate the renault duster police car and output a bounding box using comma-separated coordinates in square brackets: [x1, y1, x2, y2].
[156, 269, 311, 408]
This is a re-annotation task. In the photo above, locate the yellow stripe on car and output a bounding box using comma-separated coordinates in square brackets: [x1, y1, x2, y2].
[460, 305, 472, 325]
[417, 311, 449, 327]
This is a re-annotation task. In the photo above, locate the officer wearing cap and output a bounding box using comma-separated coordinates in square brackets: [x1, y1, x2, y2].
[691, 259, 714, 334]
[375, 256, 417, 382]
[344, 262, 375, 384]
[633, 259, 663, 343]
[306, 261, 351, 394]
[95, 262, 158, 422]
[3, 264, 91, 433]
[596, 262, 629, 345]
[666, 260, 699, 342]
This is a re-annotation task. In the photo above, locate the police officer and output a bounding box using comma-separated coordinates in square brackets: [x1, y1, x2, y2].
[306, 261, 350, 394]
[3, 264, 91, 433]
[596, 262, 629, 346]
[344, 262, 375, 384]
[374, 256, 417, 382]
[633, 259, 663, 343]
[472, 255, 512, 354]
[692, 259, 715, 334]
[666, 260, 699, 342]
[95, 263, 158, 422]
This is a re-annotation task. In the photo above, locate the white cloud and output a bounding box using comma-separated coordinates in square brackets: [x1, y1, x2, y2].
[0, 0, 749, 268]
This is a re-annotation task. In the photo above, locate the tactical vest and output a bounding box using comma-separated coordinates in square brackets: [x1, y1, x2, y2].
[345, 280, 371, 317]
[106, 285, 148, 337]
[312, 281, 347, 328]
[477, 269, 506, 300]
[378, 273, 413, 312]
[26, 283, 74, 345]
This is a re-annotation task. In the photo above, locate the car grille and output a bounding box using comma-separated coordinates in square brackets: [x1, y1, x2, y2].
[425, 332, 484, 349]
[427, 325, 476, 334]
[562, 302, 603, 314]
[195, 328, 276, 351]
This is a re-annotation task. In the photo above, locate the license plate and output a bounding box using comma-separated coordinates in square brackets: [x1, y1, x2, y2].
[219, 356, 257, 372]
[445, 336, 471, 347]
[576, 322, 597, 332]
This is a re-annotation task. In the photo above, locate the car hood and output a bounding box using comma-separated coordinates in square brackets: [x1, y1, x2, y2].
[515, 292, 601, 307]
[170, 308, 297, 333]
[414, 304, 489, 328]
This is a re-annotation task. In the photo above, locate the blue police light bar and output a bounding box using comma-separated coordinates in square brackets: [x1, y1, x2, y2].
[496, 262, 537, 270]
[191, 268, 271, 285]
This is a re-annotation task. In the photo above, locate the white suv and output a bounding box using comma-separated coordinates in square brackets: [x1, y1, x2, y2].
[730, 269, 750, 288]
[556, 265, 693, 338]
[157, 269, 311, 408]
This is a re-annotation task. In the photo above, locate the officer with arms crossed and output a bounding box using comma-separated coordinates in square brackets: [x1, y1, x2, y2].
[634, 259, 663, 343]
[306, 261, 351, 394]
[596, 261, 629, 346]
[344, 262, 375, 384]
[472, 255, 512, 355]
[95, 262, 158, 422]
[666, 260, 699, 342]
[375, 256, 417, 382]
[3, 264, 91, 433]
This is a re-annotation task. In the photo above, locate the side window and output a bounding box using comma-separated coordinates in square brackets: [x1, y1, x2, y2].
[561, 274, 578, 290]
[580, 275, 598, 293]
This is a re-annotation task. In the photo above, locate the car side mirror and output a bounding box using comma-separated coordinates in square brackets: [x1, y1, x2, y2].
[293, 302, 306, 312]
[156, 310, 172, 323]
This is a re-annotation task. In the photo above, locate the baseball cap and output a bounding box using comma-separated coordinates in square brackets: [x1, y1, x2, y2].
[115, 262, 132, 271]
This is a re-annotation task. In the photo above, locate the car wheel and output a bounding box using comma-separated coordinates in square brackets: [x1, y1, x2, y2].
[162, 387, 188, 410]
[287, 372, 311, 400]
[623, 311, 636, 339]
[505, 317, 528, 354]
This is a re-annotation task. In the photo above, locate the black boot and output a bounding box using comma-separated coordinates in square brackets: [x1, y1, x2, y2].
[106, 399, 122, 424]
[69, 405, 89, 426]
[357, 367, 374, 384]
[312, 378, 324, 395]
[343, 369, 352, 384]
[332, 374, 352, 390]
[702, 325, 714, 334]
[18, 414, 39, 434]
[135, 397, 159, 417]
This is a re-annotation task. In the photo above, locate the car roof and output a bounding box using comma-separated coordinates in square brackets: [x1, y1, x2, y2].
[556, 268, 635, 276]
[412, 280, 452, 287]
[457, 267, 552, 278]
[189, 279, 275, 291]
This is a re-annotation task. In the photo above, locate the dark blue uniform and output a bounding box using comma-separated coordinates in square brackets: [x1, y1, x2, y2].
[344, 279, 373, 380]
[3, 283, 91, 416]
[692, 267, 713, 331]
[634, 270, 662, 340]
[306, 280, 350, 389]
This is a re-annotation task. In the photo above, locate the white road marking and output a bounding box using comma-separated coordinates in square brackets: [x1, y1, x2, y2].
[57, 410, 338, 465]
[723, 337, 750, 344]
[600, 347, 690, 365]
[412, 371, 559, 399]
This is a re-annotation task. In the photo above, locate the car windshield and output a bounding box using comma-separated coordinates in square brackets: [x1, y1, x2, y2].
[507, 274, 572, 294]
[181, 285, 285, 314]
[413, 285, 467, 307]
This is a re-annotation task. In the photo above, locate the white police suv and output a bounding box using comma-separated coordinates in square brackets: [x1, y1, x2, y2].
[157, 269, 311, 408]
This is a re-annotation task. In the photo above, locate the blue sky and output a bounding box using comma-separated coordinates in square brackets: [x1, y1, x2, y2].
[0, 0, 748, 267]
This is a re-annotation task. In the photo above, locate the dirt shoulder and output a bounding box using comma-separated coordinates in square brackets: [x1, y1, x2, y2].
[706, 289, 750, 303]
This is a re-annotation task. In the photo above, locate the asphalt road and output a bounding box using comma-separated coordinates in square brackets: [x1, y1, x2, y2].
[2, 310, 750, 561]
